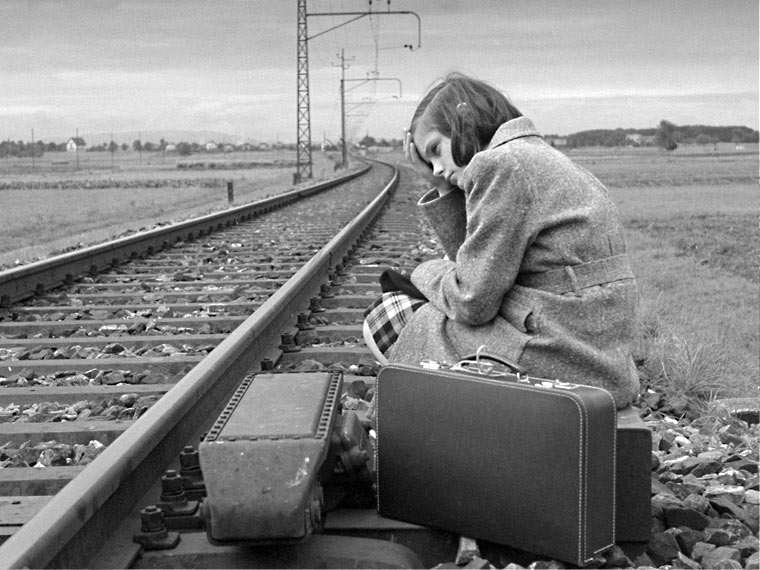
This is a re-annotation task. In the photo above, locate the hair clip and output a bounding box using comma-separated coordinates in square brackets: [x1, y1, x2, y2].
[456, 101, 468, 112]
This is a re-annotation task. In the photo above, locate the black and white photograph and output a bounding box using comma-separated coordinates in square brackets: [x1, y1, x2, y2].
[0, 1, 757, 568]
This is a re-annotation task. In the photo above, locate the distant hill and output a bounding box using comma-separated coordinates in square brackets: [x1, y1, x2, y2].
[48, 130, 262, 147]
[549, 125, 759, 148]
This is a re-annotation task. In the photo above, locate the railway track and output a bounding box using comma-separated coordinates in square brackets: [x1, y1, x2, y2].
[0, 159, 462, 569]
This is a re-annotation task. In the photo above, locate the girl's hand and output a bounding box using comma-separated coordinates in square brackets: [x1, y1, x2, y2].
[404, 130, 456, 197]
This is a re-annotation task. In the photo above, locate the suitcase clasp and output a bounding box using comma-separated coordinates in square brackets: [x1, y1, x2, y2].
[420, 359, 447, 370]
[454, 345, 528, 381]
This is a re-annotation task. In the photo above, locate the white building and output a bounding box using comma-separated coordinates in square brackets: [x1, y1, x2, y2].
[66, 137, 86, 152]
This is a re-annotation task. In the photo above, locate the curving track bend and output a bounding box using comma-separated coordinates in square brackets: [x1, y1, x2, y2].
[0, 160, 454, 569]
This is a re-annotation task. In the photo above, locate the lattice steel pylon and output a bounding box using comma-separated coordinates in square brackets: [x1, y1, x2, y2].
[296, 0, 312, 183]
[296, 1, 420, 182]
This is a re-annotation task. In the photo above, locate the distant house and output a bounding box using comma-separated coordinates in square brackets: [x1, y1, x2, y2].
[545, 136, 567, 148]
[66, 137, 86, 152]
[205, 142, 217, 151]
[164, 144, 177, 152]
[626, 133, 656, 146]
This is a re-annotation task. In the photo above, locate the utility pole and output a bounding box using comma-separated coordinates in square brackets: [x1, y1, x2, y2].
[295, 0, 421, 183]
[296, 0, 310, 183]
[31, 128, 35, 172]
[75, 127, 80, 170]
[335, 49, 355, 169]
[341, 76, 346, 168]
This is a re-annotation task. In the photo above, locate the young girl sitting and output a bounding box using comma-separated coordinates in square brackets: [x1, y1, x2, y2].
[363, 72, 640, 408]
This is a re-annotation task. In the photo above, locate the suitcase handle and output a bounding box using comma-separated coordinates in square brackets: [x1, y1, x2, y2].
[458, 345, 526, 377]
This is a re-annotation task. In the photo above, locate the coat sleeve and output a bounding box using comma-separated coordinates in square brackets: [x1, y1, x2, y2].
[410, 151, 538, 325]
[417, 188, 467, 260]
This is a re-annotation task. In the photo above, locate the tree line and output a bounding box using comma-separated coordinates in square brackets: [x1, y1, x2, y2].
[558, 123, 758, 150]
[2, 123, 756, 159]
[0, 138, 265, 158]
[0, 138, 130, 157]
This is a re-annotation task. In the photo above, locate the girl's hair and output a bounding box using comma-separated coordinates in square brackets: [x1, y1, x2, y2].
[410, 72, 521, 166]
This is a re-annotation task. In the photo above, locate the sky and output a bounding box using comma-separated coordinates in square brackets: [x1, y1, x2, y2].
[1, 0, 758, 145]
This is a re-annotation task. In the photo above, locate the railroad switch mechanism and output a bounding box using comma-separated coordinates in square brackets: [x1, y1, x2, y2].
[178, 445, 206, 501]
[156, 468, 204, 531]
[199, 371, 373, 545]
[133, 505, 181, 551]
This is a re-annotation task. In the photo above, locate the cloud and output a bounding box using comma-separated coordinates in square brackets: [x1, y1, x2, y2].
[0, 104, 53, 116]
[522, 88, 758, 102]
[0, 0, 756, 142]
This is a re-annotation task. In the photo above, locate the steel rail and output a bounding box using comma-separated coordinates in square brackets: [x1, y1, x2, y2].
[0, 165, 369, 307]
[0, 161, 396, 569]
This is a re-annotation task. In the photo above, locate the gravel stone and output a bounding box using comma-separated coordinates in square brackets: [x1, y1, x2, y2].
[675, 551, 701, 569]
[682, 492, 712, 513]
[745, 489, 760, 504]
[702, 547, 742, 568]
[711, 560, 744, 569]
[691, 541, 717, 562]
[691, 459, 724, 477]
[603, 545, 634, 568]
[705, 527, 738, 547]
[664, 506, 711, 530]
[646, 531, 681, 566]
[674, 528, 706, 556]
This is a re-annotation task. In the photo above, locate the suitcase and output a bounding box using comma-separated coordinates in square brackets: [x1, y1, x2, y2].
[615, 406, 652, 544]
[375, 351, 617, 567]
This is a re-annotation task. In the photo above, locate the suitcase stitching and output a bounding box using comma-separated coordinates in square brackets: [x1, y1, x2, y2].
[595, 391, 618, 559]
[377, 364, 616, 565]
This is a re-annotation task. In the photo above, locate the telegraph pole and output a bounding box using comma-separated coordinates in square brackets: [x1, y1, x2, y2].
[340, 74, 348, 168]
[335, 49, 355, 168]
[31, 128, 35, 172]
[340, 63, 346, 169]
[295, 0, 421, 182]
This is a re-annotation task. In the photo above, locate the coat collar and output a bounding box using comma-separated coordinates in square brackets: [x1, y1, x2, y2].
[486, 117, 542, 150]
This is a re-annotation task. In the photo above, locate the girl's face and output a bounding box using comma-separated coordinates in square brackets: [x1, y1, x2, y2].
[412, 121, 464, 189]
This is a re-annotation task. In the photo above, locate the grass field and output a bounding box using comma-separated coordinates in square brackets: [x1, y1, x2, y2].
[0, 149, 342, 266]
[570, 146, 759, 411]
[1, 145, 757, 409]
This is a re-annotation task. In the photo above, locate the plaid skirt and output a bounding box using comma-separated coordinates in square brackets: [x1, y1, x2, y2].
[363, 292, 426, 359]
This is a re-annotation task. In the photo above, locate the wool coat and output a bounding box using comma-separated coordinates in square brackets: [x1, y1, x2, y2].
[388, 117, 640, 408]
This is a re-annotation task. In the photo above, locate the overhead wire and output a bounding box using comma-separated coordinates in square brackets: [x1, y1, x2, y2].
[311, 0, 397, 145]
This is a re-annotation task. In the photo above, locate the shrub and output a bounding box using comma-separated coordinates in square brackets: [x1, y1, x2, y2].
[641, 331, 735, 418]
